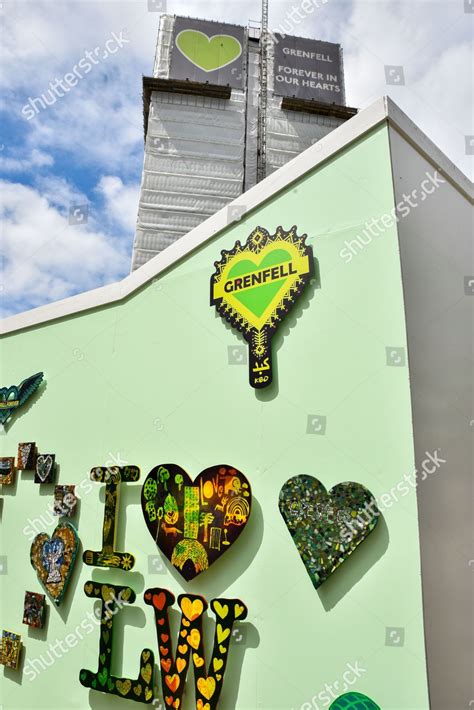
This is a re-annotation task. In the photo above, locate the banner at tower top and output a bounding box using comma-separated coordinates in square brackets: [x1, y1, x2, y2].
[273, 34, 345, 104]
[170, 17, 246, 90]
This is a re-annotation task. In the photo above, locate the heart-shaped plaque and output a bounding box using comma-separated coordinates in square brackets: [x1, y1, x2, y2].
[211, 226, 313, 388]
[142, 464, 251, 581]
[35, 454, 55, 484]
[30, 522, 79, 605]
[279, 475, 379, 589]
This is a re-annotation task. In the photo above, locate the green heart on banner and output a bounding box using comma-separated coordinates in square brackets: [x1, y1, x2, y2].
[228, 249, 293, 318]
[175, 30, 242, 72]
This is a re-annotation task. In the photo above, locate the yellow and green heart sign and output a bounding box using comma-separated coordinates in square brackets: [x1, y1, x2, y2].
[211, 226, 314, 388]
[175, 30, 242, 73]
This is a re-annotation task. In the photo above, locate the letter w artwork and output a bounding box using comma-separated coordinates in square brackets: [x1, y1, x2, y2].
[145, 588, 247, 709]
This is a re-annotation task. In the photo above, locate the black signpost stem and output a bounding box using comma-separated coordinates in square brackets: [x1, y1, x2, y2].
[249, 330, 272, 388]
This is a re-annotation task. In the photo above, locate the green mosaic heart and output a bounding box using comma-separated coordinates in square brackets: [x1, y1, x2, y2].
[279, 475, 380, 589]
[176, 30, 242, 72]
[330, 692, 380, 709]
[229, 248, 292, 318]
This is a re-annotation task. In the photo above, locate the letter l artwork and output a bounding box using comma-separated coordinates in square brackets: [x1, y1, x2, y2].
[79, 582, 154, 703]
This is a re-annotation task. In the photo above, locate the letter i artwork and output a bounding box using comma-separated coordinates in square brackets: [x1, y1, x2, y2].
[83, 465, 139, 571]
[144, 588, 248, 709]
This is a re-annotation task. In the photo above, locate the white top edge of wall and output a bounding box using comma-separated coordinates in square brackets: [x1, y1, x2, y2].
[1, 96, 472, 336]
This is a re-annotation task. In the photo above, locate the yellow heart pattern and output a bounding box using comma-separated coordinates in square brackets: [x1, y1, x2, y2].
[213, 601, 229, 619]
[181, 597, 204, 621]
[213, 658, 223, 672]
[193, 653, 204, 667]
[217, 624, 230, 644]
[116, 679, 131, 696]
[188, 628, 201, 650]
[141, 663, 152, 684]
[197, 676, 216, 700]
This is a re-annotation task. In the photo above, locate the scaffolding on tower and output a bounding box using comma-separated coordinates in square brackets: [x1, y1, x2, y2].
[257, 0, 269, 183]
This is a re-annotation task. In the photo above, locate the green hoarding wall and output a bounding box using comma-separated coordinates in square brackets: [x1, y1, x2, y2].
[0, 124, 430, 709]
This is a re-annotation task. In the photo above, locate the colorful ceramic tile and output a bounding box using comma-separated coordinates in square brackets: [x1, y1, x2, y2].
[0, 630, 22, 669]
[34, 454, 56, 484]
[79, 582, 154, 704]
[141, 464, 251, 581]
[0, 457, 16, 485]
[83, 466, 139, 571]
[23, 591, 46, 628]
[0, 372, 43, 426]
[53, 485, 77, 516]
[30, 522, 79, 605]
[211, 226, 314, 388]
[330, 693, 380, 709]
[17, 442, 37, 470]
[144, 587, 247, 709]
[279, 475, 380, 589]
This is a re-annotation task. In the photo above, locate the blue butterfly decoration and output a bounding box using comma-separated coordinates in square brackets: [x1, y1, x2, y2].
[0, 372, 44, 425]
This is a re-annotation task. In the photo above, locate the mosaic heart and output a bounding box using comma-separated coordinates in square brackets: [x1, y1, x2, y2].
[330, 693, 380, 709]
[279, 475, 379, 589]
[35, 454, 55, 484]
[30, 522, 79, 605]
[141, 464, 252, 581]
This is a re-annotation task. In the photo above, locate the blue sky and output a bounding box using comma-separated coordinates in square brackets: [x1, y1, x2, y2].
[1, 0, 472, 318]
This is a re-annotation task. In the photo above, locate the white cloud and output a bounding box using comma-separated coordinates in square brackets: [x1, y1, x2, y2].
[339, 0, 473, 178]
[33, 175, 88, 212]
[0, 148, 54, 172]
[96, 175, 140, 233]
[0, 179, 129, 316]
[1, 2, 150, 174]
